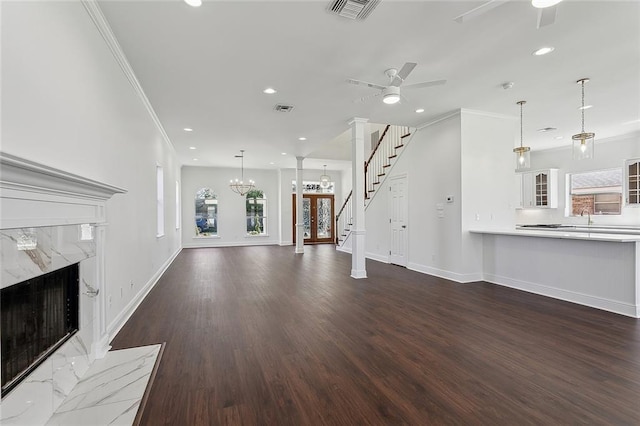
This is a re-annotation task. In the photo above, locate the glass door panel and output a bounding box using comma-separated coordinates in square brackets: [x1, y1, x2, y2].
[316, 197, 332, 239]
[303, 198, 311, 239]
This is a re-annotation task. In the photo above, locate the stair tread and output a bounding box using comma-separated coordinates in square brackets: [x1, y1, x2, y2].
[394, 144, 404, 149]
[378, 173, 386, 176]
[383, 164, 391, 168]
[400, 133, 411, 138]
[388, 155, 397, 159]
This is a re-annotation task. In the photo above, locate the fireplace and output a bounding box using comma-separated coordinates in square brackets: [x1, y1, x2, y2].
[1, 263, 80, 396]
[0, 152, 125, 424]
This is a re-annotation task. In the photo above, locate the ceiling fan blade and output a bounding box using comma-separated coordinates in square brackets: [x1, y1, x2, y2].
[453, 0, 509, 23]
[537, 6, 557, 28]
[391, 62, 417, 87]
[347, 78, 386, 90]
[402, 79, 447, 90]
[354, 92, 382, 103]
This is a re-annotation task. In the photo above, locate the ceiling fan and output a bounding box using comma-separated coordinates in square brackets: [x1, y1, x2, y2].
[347, 62, 446, 105]
[454, 0, 562, 29]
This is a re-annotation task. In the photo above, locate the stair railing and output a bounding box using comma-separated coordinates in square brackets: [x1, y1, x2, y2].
[335, 190, 352, 244]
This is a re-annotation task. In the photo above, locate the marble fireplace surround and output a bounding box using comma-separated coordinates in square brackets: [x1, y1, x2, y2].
[0, 152, 126, 424]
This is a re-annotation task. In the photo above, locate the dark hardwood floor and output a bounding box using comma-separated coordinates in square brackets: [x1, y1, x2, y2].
[111, 245, 640, 425]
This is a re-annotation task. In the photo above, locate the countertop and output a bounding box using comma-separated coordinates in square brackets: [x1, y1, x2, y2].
[469, 228, 640, 242]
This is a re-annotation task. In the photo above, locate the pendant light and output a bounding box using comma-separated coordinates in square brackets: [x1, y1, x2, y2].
[319, 165, 332, 189]
[513, 100, 531, 170]
[229, 150, 255, 196]
[572, 78, 595, 160]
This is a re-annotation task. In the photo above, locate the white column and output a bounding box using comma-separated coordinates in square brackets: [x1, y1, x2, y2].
[92, 223, 111, 358]
[349, 118, 368, 278]
[295, 156, 305, 254]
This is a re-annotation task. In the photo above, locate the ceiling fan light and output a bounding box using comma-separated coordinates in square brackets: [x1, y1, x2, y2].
[383, 94, 400, 104]
[531, 0, 562, 9]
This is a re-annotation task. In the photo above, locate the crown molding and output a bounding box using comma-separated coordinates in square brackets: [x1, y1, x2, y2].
[81, 0, 176, 156]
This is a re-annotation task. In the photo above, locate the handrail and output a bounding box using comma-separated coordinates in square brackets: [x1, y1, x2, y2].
[365, 124, 390, 169]
[336, 190, 352, 220]
[335, 189, 353, 245]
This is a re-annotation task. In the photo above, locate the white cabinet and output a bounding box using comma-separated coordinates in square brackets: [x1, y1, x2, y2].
[517, 169, 558, 209]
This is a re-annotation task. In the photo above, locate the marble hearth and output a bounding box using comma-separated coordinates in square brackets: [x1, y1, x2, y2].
[0, 152, 126, 424]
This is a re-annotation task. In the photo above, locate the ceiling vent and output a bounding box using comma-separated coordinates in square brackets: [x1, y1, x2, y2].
[274, 104, 294, 113]
[327, 0, 381, 20]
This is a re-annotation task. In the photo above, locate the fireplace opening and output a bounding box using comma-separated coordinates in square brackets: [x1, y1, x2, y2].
[1, 263, 79, 397]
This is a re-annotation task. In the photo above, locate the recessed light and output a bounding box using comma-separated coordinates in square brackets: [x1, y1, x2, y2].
[193, 158, 198, 161]
[298, 137, 307, 141]
[189, 146, 196, 150]
[415, 108, 425, 113]
[554, 136, 564, 140]
[579, 105, 593, 110]
[533, 46, 555, 56]
[263, 88, 277, 94]
[269, 162, 275, 165]
[184, 128, 193, 132]
[184, 0, 202, 7]
[281, 152, 287, 155]
[537, 127, 557, 132]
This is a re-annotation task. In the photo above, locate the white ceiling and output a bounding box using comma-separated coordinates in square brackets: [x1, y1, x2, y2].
[97, 0, 640, 170]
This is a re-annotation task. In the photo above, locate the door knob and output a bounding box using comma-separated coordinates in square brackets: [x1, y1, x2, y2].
[401, 225, 407, 228]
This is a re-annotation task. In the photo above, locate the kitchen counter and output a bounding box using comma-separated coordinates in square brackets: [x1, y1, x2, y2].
[470, 228, 640, 242]
[469, 227, 640, 318]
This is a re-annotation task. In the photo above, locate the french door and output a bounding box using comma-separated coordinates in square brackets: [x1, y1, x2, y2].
[293, 194, 335, 244]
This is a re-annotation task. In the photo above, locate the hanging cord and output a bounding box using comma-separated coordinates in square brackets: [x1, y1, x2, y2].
[580, 80, 585, 133]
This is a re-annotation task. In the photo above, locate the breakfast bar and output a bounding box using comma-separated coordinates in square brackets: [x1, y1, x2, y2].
[469, 228, 640, 318]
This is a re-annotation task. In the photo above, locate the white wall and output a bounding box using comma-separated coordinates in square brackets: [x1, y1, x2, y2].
[516, 132, 640, 226]
[183, 166, 343, 247]
[2, 2, 181, 334]
[460, 110, 518, 276]
[364, 110, 516, 282]
[181, 166, 280, 247]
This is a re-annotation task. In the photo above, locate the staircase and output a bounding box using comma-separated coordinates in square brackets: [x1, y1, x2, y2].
[335, 124, 414, 247]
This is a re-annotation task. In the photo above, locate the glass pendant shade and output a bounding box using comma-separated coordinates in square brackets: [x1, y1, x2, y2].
[572, 78, 595, 160]
[514, 146, 531, 170]
[514, 100, 531, 171]
[319, 165, 331, 189]
[572, 132, 595, 160]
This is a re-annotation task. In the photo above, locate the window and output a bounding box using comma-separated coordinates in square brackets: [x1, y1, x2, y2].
[569, 168, 622, 216]
[175, 181, 181, 230]
[626, 158, 640, 206]
[195, 188, 217, 236]
[246, 189, 266, 235]
[156, 165, 164, 237]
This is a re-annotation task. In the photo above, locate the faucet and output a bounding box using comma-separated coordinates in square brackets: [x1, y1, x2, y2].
[580, 208, 593, 225]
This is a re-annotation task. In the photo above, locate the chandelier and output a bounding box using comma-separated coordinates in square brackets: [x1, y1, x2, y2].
[513, 100, 531, 170]
[229, 150, 255, 196]
[572, 78, 595, 160]
[319, 165, 332, 189]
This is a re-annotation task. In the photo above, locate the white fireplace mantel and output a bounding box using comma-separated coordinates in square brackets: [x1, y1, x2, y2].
[0, 152, 127, 229]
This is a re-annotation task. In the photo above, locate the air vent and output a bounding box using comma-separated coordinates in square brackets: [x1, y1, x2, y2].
[327, 0, 381, 20]
[274, 104, 294, 113]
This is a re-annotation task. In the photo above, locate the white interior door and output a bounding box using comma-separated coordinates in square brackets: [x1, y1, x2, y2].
[389, 174, 408, 266]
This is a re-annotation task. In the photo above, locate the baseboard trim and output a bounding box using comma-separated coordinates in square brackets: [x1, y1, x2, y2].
[182, 240, 279, 248]
[483, 273, 640, 318]
[407, 262, 482, 283]
[107, 246, 182, 341]
[365, 252, 389, 264]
